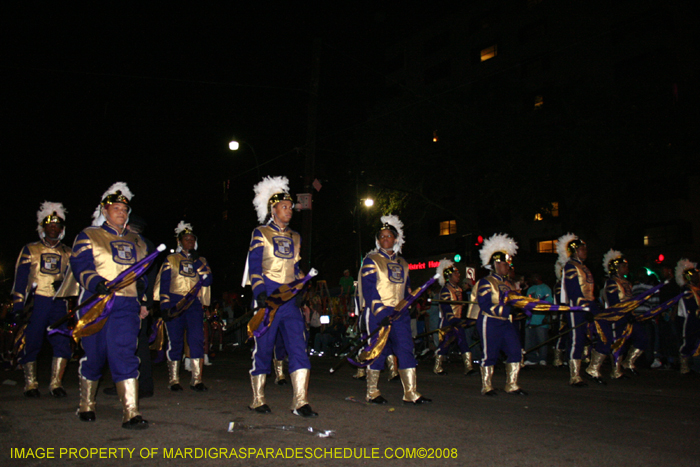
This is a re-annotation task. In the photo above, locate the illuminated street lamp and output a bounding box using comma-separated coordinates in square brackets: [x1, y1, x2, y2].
[364, 198, 374, 207]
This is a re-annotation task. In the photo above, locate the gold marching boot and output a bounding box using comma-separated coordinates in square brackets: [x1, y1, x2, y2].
[23, 361, 40, 397]
[168, 360, 183, 391]
[78, 376, 98, 421]
[433, 354, 447, 375]
[274, 359, 287, 385]
[366, 369, 386, 404]
[585, 350, 607, 385]
[399, 368, 430, 404]
[117, 378, 148, 429]
[680, 356, 691, 375]
[610, 354, 625, 380]
[583, 345, 591, 364]
[290, 369, 317, 417]
[569, 359, 587, 387]
[553, 349, 564, 367]
[463, 352, 476, 375]
[505, 362, 527, 395]
[249, 373, 270, 413]
[480, 365, 496, 395]
[49, 357, 68, 397]
[353, 367, 366, 380]
[190, 358, 207, 391]
[622, 347, 644, 375]
[386, 355, 400, 381]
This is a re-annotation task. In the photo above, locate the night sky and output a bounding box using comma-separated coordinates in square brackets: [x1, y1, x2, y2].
[2, 3, 698, 295]
[1, 3, 465, 293]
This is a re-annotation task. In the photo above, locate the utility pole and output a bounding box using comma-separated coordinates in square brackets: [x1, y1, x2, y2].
[301, 37, 321, 272]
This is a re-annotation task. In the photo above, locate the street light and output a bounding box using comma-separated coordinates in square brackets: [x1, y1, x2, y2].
[228, 139, 261, 178]
[364, 198, 374, 207]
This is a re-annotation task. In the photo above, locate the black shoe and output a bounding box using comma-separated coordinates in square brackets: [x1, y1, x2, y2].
[571, 381, 588, 388]
[588, 376, 607, 386]
[388, 375, 400, 382]
[23, 389, 40, 398]
[483, 389, 498, 396]
[250, 404, 271, 414]
[51, 387, 67, 398]
[434, 370, 448, 376]
[292, 404, 318, 418]
[404, 396, 432, 405]
[465, 369, 477, 376]
[368, 395, 388, 405]
[79, 411, 96, 422]
[190, 383, 208, 392]
[169, 384, 183, 392]
[103, 386, 117, 396]
[352, 375, 366, 381]
[508, 388, 528, 395]
[276, 379, 288, 386]
[139, 390, 154, 399]
[628, 368, 640, 376]
[122, 415, 148, 430]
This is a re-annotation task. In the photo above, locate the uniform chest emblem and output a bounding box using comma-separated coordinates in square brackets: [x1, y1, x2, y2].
[273, 236, 294, 259]
[111, 241, 136, 265]
[179, 260, 196, 278]
[40, 253, 61, 275]
[387, 263, 404, 283]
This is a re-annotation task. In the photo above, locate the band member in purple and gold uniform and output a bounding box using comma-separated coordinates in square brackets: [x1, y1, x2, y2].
[156, 221, 213, 392]
[557, 233, 611, 387]
[12, 202, 73, 398]
[360, 215, 431, 405]
[433, 259, 475, 376]
[469, 233, 526, 396]
[603, 249, 643, 378]
[70, 182, 149, 429]
[675, 258, 700, 375]
[242, 176, 317, 418]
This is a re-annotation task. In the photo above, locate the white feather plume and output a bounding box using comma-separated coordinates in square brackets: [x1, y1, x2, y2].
[36, 201, 67, 239]
[174, 221, 194, 237]
[436, 258, 454, 287]
[556, 232, 578, 264]
[675, 258, 697, 287]
[253, 176, 291, 224]
[92, 181, 134, 226]
[602, 249, 623, 275]
[375, 214, 405, 254]
[554, 258, 566, 281]
[479, 233, 518, 269]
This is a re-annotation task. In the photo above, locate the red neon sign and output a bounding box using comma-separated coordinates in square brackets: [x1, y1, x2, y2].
[408, 260, 441, 270]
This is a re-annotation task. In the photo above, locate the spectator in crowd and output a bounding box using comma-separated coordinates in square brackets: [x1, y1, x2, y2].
[524, 273, 552, 366]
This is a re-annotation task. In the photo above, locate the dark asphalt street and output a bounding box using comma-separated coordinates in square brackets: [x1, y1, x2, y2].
[2, 348, 698, 466]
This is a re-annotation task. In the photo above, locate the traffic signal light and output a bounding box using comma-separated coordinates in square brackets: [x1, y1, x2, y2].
[453, 254, 462, 263]
[655, 254, 665, 264]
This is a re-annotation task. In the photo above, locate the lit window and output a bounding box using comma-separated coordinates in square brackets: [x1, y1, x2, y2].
[534, 95, 544, 109]
[534, 213, 543, 221]
[537, 239, 558, 253]
[551, 202, 559, 217]
[480, 45, 497, 62]
[644, 236, 650, 246]
[439, 220, 457, 236]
